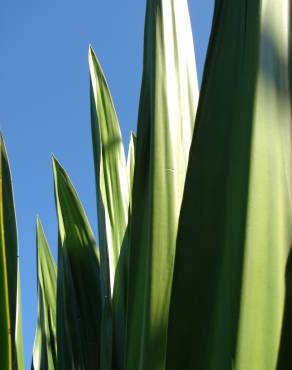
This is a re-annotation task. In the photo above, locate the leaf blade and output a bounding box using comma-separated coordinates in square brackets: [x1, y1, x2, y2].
[127, 132, 136, 210]
[89, 46, 129, 295]
[166, 1, 292, 369]
[52, 157, 102, 370]
[0, 136, 24, 370]
[31, 217, 57, 370]
[124, 1, 199, 369]
[89, 47, 131, 370]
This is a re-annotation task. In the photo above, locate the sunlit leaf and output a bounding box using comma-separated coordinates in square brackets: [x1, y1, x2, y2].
[124, 0, 199, 369]
[166, 1, 292, 370]
[127, 132, 136, 210]
[31, 217, 57, 370]
[89, 46, 130, 370]
[52, 156, 101, 370]
[0, 135, 24, 370]
[89, 46, 129, 295]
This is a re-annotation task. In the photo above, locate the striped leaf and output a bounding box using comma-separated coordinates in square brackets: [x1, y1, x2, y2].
[31, 217, 57, 370]
[52, 157, 102, 370]
[124, 0, 199, 369]
[166, 1, 292, 370]
[89, 46, 129, 296]
[0, 135, 24, 370]
[89, 47, 130, 370]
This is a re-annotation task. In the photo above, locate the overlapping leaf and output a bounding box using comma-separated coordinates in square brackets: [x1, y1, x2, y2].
[31, 217, 57, 370]
[124, 0, 199, 369]
[89, 47, 130, 370]
[166, 1, 292, 369]
[111, 133, 136, 370]
[53, 157, 101, 370]
[0, 135, 24, 370]
[89, 47, 129, 296]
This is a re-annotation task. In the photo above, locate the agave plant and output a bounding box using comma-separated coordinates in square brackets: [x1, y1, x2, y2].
[1, 0, 292, 369]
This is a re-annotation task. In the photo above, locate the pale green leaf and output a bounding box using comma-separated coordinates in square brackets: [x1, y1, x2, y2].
[89, 46, 130, 370]
[52, 156, 101, 370]
[127, 132, 136, 209]
[89, 46, 129, 295]
[110, 133, 136, 370]
[124, 0, 199, 369]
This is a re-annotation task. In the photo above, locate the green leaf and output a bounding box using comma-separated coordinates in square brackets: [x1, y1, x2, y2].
[31, 217, 57, 370]
[89, 46, 129, 295]
[52, 156, 102, 370]
[124, 0, 199, 369]
[0, 135, 24, 370]
[89, 46, 130, 370]
[166, 1, 292, 370]
[111, 133, 136, 370]
[127, 132, 136, 210]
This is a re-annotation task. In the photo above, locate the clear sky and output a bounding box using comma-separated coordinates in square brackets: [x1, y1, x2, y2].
[0, 1, 214, 368]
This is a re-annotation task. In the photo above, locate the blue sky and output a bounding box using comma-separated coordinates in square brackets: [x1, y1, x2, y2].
[0, 1, 214, 368]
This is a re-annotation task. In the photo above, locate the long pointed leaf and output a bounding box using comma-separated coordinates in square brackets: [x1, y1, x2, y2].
[89, 46, 130, 370]
[166, 1, 292, 369]
[111, 133, 136, 370]
[89, 46, 129, 295]
[0, 135, 24, 370]
[52, 157, 101, 370]
[124, 1, 199, 369]
[31, 217, 57, 370]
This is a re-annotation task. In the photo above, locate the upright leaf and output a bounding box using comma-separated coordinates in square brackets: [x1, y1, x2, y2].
[127, 132, 136, 209]
[52, 157, 101, 370]
[124, 0, 199, 369]
[31, 217, 57, 370]
[89, 46, 129, 295]
[111, 134, 136, 370]
[166, 1, 292, 370]
[89, 47, 130, 370]
[0, 135, 24, 370]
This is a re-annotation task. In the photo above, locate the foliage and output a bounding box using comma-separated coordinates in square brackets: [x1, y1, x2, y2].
[1, 0, 292, 370]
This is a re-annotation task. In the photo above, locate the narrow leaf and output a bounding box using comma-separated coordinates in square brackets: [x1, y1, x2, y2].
[31, 217, 57, 370]
[0, 135, 24, 370]
[89, 46, 129, 295]
[127, 132, 136, 209]
[125, 0, 199, 369]
[111, 133, 136, 370]
[89, 46, 130, 370]
[52, 156, 101, 370]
